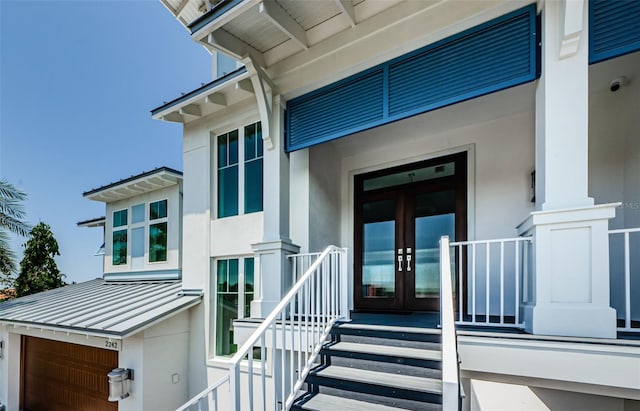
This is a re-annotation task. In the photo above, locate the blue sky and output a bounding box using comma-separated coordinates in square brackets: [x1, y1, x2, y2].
[0, 0, 211, 283]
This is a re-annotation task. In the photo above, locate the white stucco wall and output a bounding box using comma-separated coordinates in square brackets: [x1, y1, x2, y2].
[286, 84, 536, 314]
[104, 184, 182, 276]
[588, 52, 640, 321]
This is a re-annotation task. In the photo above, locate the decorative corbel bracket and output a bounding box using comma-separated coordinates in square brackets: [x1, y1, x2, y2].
[559, 0, 585, 59]
[244, 56, 275, 150]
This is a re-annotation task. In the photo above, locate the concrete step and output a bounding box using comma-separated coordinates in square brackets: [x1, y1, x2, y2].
[292, 393, 409, 411]
[322, 341, 442, 371]
[332, 322, 442, 348]
[307, 365, 443, 404]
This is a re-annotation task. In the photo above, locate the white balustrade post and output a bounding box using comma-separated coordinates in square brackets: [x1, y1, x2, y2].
[340, 249, 349, 320]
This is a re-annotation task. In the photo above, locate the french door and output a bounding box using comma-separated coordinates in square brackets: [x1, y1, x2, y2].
[354, 152, 467, 311]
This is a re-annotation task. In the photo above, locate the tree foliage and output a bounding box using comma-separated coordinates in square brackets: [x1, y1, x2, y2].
[0, 179, 30, 281]
[15, 223, 65, 297]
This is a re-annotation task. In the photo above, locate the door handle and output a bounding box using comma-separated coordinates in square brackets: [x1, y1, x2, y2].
[397, 248, 403, 271]
[406, 248, 412, 272]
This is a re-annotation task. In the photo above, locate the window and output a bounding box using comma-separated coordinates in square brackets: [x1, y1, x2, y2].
[111, 200, 169, 266]
[218, 130, 239, 218]
[112, 209, 128, 265]
[216, 122, 263, 218]
[244, 122, 263, 213]
[150, 199, 167, 220]
[215, 257, 255, 357]
[149, 200, 168, 262]
[113, 230, 127, 265]
[113, 209, 127, 227]
[216, 53, 237, 77]
[132, 204, 145, 224]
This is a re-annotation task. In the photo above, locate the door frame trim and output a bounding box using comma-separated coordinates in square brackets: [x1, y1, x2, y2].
[343, 144, 476, 311]
[353, 151, 468, 312]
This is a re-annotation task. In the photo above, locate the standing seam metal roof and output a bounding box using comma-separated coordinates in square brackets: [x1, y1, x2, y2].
[0, 279, 201, 338]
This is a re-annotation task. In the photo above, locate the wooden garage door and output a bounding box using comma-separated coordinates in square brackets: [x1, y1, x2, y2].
[21, 336, 118, 411]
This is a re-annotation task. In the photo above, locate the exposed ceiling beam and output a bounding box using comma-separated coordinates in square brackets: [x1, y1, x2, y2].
[179, 104, 202, 117]
[162, 112, 185, 123]
[175, 0, 191, 18]
[122, 185, 146, 193]
[206, 30, 265, 68]
[259, 1, 308, 50]
[236, 78, 255, 94]
[205, 92, 227, 106]
[335, 0, 356, 27]
[146, 178, 167, 188]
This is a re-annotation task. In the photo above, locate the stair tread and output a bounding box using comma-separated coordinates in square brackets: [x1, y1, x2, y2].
[298, 393, 408, 411]
[327, 341, 442, 361]
[314, 365, 443, 394]
[337, 323, 441, 335]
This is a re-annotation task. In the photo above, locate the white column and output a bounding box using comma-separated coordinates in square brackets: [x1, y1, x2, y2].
[289, 148, 310, 253]
[518, 0, 617, 338]
[181, 129, 211, 291]
[251, 95, 300, 318]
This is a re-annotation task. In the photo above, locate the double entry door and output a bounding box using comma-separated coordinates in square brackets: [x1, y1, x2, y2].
[354, 153, 467, 311]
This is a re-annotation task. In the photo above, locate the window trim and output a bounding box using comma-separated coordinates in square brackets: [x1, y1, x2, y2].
[212, 256, 255, 358]
[148, 199, 169, 263]
[215, 121, 264, 219]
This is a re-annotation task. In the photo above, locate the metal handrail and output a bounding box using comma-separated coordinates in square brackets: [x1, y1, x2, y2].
[228, 245, 348, 410]
[175, 375, 229, 411]
[450, 236, 532, 327]
[440, 236, 460, 410]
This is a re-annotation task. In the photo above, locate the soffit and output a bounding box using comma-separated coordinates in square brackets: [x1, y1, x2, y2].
[83, 168, 183, 202]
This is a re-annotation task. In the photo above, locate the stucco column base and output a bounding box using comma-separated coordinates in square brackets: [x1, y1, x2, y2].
[251, 239, 300, 318]
[523, 303, 616, 339]
[517, 203, 619, 339]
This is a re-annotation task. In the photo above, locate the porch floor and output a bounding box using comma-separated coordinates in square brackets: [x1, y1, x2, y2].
[349, 312, 640, 342]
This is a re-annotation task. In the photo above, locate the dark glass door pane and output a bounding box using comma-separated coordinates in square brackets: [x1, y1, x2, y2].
[414, 190, 455, 298]
[362, 199, 396, 298]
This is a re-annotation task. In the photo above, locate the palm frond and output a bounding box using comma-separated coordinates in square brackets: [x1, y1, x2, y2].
[0, 230, 17, 276]
[0, 180, 27, 202]
[0, 214, 31, 237]
[0, 197, 27, 220]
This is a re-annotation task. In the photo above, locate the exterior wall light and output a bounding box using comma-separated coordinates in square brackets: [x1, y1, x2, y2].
[107, 368, 134, 401]
[0, 340, 4, 359]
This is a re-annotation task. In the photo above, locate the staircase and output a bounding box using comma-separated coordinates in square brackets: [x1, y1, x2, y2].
[292, 322, 444, 411]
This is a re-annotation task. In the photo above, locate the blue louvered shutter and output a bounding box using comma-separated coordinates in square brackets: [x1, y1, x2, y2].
[287, 69, 384, 151]
[590, 0, 640, 64]
[286, 5, 536, 152]
[388, 10, 534, 117]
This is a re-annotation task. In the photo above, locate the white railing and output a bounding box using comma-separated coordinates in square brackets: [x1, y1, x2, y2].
[176, 375, 229, 411]
[439, 236, 460, 411]
[229, 245, 348, 411]
[609, 227, 640, 332]
[176, 246, 348, 411]
[290, 252, 321, 285]
[450, 237, 532, 327]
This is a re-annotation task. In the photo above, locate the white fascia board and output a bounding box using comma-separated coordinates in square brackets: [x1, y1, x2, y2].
[151, 71, 251, 121]
[0, 321, 125, 340]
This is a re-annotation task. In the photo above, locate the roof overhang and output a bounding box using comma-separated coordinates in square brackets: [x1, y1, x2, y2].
[0, 280, 202, 340]
[83, 167, 183, 202]
[77, 216, 106, 228]
[187, 0, 404, 69]
[151, 67, 253, 124]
